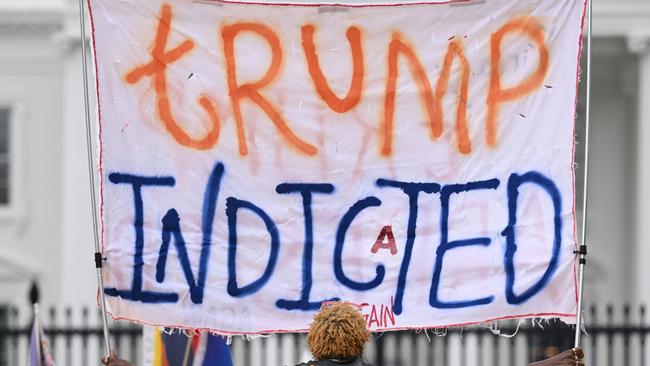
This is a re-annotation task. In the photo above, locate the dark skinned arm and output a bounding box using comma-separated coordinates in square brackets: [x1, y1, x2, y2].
[528, 348, 585, 366]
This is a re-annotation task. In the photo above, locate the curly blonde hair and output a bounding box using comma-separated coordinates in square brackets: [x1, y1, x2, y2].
[307, 302, 370, 360]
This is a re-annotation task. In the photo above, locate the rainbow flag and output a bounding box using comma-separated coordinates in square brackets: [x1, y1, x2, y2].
[146, 327, 233, 366]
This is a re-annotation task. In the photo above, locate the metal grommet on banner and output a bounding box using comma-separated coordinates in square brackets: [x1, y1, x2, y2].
[573, 245, 587, 255]
[94, 252, 104, 268]
[574, 245, 587, 264]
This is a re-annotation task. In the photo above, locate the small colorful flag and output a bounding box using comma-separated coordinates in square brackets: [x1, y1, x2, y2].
[144, 326, 233, 366]
[28, 304, 56, 366]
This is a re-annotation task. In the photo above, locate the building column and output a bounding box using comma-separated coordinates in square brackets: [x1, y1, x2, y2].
[630, 36, 650, 307]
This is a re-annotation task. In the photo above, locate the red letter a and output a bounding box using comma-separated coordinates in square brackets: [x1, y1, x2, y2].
[371, 225, 398, 255]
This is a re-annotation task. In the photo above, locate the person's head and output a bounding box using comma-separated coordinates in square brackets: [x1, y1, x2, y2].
[307, 302, 370, 360]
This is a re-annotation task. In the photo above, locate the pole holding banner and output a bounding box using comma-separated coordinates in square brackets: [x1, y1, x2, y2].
[574, 0, 593, 349]
[77, 0, 113, 358]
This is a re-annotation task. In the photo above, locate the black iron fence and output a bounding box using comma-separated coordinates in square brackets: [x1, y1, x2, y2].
[0, 304, 647, 366]
[0, 306, 142, 366]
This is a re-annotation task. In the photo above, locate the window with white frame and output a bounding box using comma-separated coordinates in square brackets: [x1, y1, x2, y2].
[0, 107, 9, 206]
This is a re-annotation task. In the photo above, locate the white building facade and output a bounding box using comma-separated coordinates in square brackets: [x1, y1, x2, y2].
[0, 0, 648, 335]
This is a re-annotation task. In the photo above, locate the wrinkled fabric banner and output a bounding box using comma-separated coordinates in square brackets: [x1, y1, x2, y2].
[89, 0, 586, 334]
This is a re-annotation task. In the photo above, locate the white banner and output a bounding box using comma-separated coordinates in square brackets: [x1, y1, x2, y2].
[89, 0, 586, 334]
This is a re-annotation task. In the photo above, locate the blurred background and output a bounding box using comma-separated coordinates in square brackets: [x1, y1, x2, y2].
[0, 0, 648, 365]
